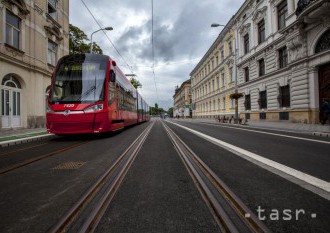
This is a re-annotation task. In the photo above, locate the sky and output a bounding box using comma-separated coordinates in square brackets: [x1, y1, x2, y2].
[70, 0, 245, 110]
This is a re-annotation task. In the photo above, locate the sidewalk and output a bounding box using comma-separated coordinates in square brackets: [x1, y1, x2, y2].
[173, 118, 330, 136]
[0, 128, 53, 147]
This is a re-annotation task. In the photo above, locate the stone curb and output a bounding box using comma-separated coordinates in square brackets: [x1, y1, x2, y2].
[0, 134, 55, 147]
[312, 132, 330, 137]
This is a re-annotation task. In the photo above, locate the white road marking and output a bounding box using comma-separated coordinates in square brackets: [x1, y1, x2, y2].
[199, 122, 330, 145]
[166, 120, 330, 194]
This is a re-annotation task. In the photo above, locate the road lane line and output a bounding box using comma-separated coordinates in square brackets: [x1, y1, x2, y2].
[192, 121, 330, 145]
[166, 121, 330, 196]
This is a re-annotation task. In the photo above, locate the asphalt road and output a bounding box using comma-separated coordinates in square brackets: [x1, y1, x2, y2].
[0, 118, 329, 233]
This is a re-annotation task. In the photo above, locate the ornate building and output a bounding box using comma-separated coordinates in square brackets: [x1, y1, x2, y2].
[173, 79, 192, 118]
[0, 0, 69, 129]
[192, 0, 330, 123]
[237, 0, 330, 123]
[190, 19, 237, 118]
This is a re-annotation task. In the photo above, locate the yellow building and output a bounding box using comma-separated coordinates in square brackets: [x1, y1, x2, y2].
[191, 19, 238, 119]
[0, 0, 69, 129]
[173, 79, 192, 117]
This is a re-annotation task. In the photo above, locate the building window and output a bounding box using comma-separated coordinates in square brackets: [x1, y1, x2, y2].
[278, 0, 287, 30]
[217, 76, 220, 89]
[222, 97, 226, 109]
[244, 94, 251, 110]
[278, 85, 290, 107]
[212, 60, 214, 70]
[258, 19, 265, 44]
[244, 34, 249, 54]
[216, 56, 219, 66]
[230, 99, 235, 109]
[5, 11, 20, 49]
[315, 29, 330, 54]
[221, 72, 225, 87]
[278, 46, 288, 68]
[258, 90, 267, 109]
[259, 112, 266, 120]
[228, 41, 233, 55]
[279, 112, 289, 120]
[221, 49, 224, 62]
[244, 67, 249, 82]
[48, 0, 58, 20]
[229, 67, 233, 83]
[48, 40, 57, 66]
[258, 58, 265, 76]
[212, 80, 215, 92]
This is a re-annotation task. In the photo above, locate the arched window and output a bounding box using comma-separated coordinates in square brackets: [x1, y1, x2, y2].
[315, 29, 330, 54]
[2, 75, 21, 89]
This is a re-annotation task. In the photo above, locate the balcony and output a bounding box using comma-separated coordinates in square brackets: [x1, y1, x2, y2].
[296, 0, 330, 24]
[296, 0, 317, 16]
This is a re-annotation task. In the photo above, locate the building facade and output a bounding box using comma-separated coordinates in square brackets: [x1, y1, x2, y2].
[237, 0, 330, 123]
[191, 0, 330, 124]
[191, 18, 238, 119]
[0, 0, 69, 130]
[173, 79, 192, 117]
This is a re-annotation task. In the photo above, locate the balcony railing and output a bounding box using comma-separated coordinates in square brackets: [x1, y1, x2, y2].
[296, 0, 317, 16]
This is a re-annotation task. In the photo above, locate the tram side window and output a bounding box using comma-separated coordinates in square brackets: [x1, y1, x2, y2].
[108, 82, 115, 105]
[117, 84, 124, 110]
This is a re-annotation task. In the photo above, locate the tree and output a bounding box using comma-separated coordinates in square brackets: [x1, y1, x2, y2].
[130, 77, 142, 89]
[149, 103, 164, 115]
[69, 24, 103, 54]
[168, 107, 173, 117]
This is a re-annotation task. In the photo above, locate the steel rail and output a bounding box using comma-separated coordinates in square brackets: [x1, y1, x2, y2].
[162, 121, 271, 233]
[0, 142, 50, 157]
[0, 141, 90, 175]
[78, 122, 154, 233]
[48, 122, 154, 233]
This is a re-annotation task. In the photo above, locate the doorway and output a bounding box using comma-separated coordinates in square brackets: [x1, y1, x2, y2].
[319, 64, 330, 122]
[1, 75, 21, 128]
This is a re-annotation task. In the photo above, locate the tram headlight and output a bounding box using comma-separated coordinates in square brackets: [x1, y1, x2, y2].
[83, 104, 104, 113]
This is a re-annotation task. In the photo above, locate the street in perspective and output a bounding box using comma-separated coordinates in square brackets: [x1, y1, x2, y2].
[1, 0, 330, 233]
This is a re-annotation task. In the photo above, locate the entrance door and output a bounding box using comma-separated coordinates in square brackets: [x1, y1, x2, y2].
[1, 75, 22, 128]
[319, 64, 330, 122]
[1, 89, 10, 128]
[1, 89, 21, 128]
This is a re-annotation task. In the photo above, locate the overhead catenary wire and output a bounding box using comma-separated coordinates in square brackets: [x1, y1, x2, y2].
[80, 0, 134, 74]
[151, 0, 159, 104]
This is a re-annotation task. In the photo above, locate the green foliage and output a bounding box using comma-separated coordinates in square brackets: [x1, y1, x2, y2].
[150, 103, 164, 115]
[130, 77, 142, 89]
[69, 24, 103, 54]
[168, 107, 173, 117]
[229, 92, 244, 100]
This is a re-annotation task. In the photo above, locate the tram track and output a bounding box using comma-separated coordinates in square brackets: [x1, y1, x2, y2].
[0, 142, 50, 157]
[162, 121, 271, 233]
[0, 140, 90, 175]
[47, 121, 154, 233]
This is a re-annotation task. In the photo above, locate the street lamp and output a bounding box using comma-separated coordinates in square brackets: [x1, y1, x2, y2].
[90, 27, 113, 54]
[211, 23, 239, 123]
[211, 23, 226, 28]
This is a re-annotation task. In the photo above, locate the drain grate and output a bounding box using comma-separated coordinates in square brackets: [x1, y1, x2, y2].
[53, 161, 86, 170]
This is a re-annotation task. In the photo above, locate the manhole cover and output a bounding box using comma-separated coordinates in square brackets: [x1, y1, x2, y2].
[53, 161, 86, 170]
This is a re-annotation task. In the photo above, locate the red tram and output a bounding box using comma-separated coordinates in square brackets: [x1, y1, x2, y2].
[46, 54, 149, 135]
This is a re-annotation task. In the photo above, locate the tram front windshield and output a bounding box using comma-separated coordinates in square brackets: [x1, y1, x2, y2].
[49, 55, 107, 104]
